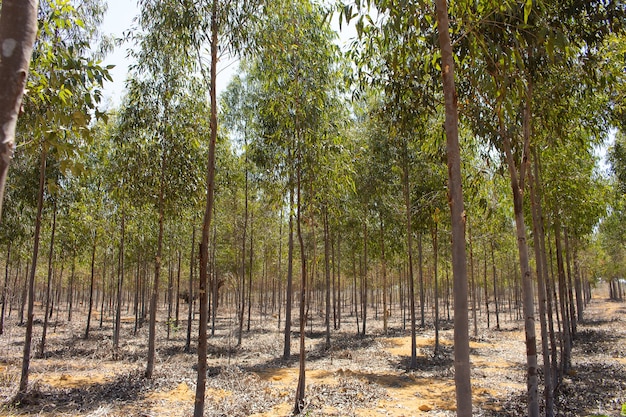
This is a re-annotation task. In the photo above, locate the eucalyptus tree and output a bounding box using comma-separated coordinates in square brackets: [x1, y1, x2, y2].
[245, 0, 343, 411]
[118, 7, 206, 374]
[0, 0, 39, 218]
[13, 0, 110, 394]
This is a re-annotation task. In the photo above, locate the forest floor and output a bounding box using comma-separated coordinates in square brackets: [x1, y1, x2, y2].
[0, 286, 625, 417]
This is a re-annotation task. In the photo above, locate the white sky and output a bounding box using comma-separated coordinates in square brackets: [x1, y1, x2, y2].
[100, 0, 357, 109]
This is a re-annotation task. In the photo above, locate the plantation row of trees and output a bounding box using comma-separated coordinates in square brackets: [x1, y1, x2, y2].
[1, 0, 626, 416]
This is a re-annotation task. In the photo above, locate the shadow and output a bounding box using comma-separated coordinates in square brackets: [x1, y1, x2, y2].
[575, 329, 622, 355]
[6, 370, 152, 415]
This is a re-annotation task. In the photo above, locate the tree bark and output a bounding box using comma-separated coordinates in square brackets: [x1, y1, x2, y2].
[0, 0, 39, 217]
[18, 141, 46, 394]
[38, 200, 57, 358]
[193, 0, 219, 413]
[113, 212, 125, 359]
[500, 89, 539, 416]
[294, 150, 307, 414]
[435, 1, 472, 414]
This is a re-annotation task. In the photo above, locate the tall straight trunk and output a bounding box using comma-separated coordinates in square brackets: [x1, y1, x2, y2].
[491, 242, 500, 330]
[361, 216, 368, 336]
[193, 0, 218, 413]
[38, 200, 57, 357]
[563, 229, 577, 337]
[114, 213, 125, 359]
[294, 153, 307, 414]
[99, 252, 107, 328]
[468, 223, 478, 337]
[554, 219, 571, 373]
[167, 259, 173, 340]
[500, 77, 539, 417]
[418, 232, 425, 329]
[483, 243, 490, 328]
[572, 242, 584, 322]
[332, 230, 337, 330]
[84, 231, 98, 339]
[134, 254, 141, 335]
[528, 153, 554, 417]
[185, 226, 195, 353]
[146, 112, 168, 378]
[247, 211, 253, 332]
[283, 185, 295, 359]
[336, 233, 342, 330]
[19, 142, 47, 394]
[379, 212, 388, 335]
[432, 224, 440, 354]
[67, 251, 76, 322]
[175, 250, 181, 327]
[402, 145, 417, 368]
[0, 242, 11, 335]
[238, 152, 249, 345]
[435, 1, 472, 414]
[324, 207, 332, 347]
[0, 0, 39, 217]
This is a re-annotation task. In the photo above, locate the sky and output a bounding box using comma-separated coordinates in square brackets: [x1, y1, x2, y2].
[100, 0, 357, 109]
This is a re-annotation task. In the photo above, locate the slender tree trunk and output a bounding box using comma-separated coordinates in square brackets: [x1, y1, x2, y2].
[175, 250, 181, 328]
[185, 226, 195, 353]
[379, 211, 388, 335]
[402, 145, 418, 368]
[563, 228, 577, 337]
[283, 184, 295, 359]
[491, 242, 500, 330]
[361, 216, 368, 336]
[468, 223, 478, 338]
[247, 211, 253, 332]
[554, 219, 571, 373]
[38, 200, 57, 358]
[0, 0, 39, 217]
[146, 101, 168, 379]
[84, 231, 98, 340]
[433, 224, 440, 355]
[18, 142, 47, 394]
[500, 80, 539, 417]
[114, 213, 125, 359]
[67, 251, 76, 322]
[294, 152, 307, 414]
[529, 152, 554, 417]
[0, 242, 11, 335]
[193, 0, 218, 413]
[435, 1, 472, 414]
[324, 207, 331, 348]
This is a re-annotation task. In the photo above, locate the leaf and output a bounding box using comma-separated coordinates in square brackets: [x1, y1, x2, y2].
[524, 0, 532, 24]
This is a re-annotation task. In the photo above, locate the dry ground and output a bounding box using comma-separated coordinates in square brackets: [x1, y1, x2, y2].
[0, 286, 624, 417]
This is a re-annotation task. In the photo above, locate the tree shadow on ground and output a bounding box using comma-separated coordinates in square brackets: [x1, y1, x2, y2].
[4, 370, 152, 416]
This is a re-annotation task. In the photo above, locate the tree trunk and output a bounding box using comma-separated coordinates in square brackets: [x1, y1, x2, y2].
[185, 226, 195, 353]
[84, 231, 98, 340]
[324, 207, 331, 348]
[528, 151, 554, 417]
[402, 145, 417, 368]
[114, 213, 125, 359]
[294, 152, 307, 414]
[435, 1, 472, 414]
[432, 224, 440, 355]
[0, 0, 39, 217]
[361, 215, 368, 336]
[38, 200, 57, 358]
[283, 184, 295, 359]
[0, 242, 11, 335]
[563, 228, 577, 337]
[193, 0, 218, 413]
[379, 211, 388, 336]
[18, 141, 47, 394]
[500, 83, 539, 416]
[491, 242, 500, 330]
[554, 219, 571, 373]
[67, 251, 76, 322]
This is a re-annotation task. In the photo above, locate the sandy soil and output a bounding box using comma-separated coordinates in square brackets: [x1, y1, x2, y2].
[0, 287, 624, 417]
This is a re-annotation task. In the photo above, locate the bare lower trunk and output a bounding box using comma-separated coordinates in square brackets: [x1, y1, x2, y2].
[38, 200, 57, 358]
[435, 1, 471, 414]
[19, 142, 46, 394]
[193, 0, 219, 414]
